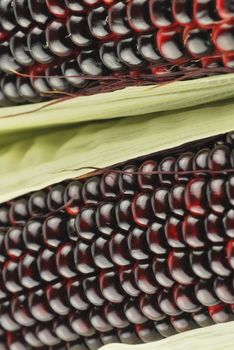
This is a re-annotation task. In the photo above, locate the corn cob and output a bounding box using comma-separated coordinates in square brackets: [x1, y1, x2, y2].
[1, 0, 234, 106]
[0, 131, 233, 349]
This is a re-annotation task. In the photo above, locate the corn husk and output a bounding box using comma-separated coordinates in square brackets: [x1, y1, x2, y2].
[0, 74, 234, 203]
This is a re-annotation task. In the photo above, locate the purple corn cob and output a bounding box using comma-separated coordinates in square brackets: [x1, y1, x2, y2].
[1, 0, 234, 105]
[0, 131, 234, 349]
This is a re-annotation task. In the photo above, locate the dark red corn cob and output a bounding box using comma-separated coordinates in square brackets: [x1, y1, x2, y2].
[0, 131, 234, 349]
[1, 0, 234, 106]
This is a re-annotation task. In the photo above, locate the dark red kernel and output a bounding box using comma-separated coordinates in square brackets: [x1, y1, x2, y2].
[96, 202, 116, 236]
[22, 327, 44, 348]
[132, 192, 154, 228]
[75, 207, 97, 241]
[117, 36, 145, 67]
[100, 171, 120, 199]
[2, 260, 22, 293]
[83, 276, 105, 307]
[109, 1, 131, 36]
[64, 180, 83, 216]
[152, 256, 175, 288]
[105, 302, 130, 329]
[9, 198, 29, 224]
[46, 0, 70, 18]
[208, 303, 233, 323]
[146, 222, 168, 255]
[223, 209, 234, 238]
[56, 242, 77, 279]
[91, 237, 114, 269]
[47, 184, 65, 212]
[139, 294, 165, 321]
[37, 247, 58, 282]
[138, 160, 158, 190]
[11, 294, 35, 327]
[88, 6, 112, 40]
[18, 252, 40, 289]
[136, 321, 162, 343]
[168, 184, 186, 216]
[85, 333, 103, 350]
[5, 227, 24, 258]
[127, 0, 152, 33]
[171, 314, 198, 333]
[214, 276, 234, 304]
[195, 279, 219, 307]
[109, 233, 131, 267]
[28, 288, 54, 322]
[119, 165, 138, 195]
[115, 198, 133, 232]
[175, 152, 194, 182]
[158, 289, 183, 317]
[46, 20, 73, 57]
[207, 178, 227, 214]
[89, 307, 113, 333]
[192, 309, 214, 327]
[46, 281, 70, 316]
[226, 176, 234, 206]
[54, 318, 79, 342]
[124, 298, 147, 324]
[226, 239, 234, 270]
[36, 323, 61, 346]
[74, 241, 95, 274]
[174, 284, 202, 313]
[208, 145, 231, 171]
[100, 270, 125, 304]
[193, 148, 210, 174]
[184, 27, 214, 57]
[190, 250, 213, 280]
[66, 278, 89, 311]
[151, 187, 170, 221]
[150, 0, 173, 28]
[0, 301, 20, 332]
[69, 311, 96, 337]
[119, 267, 141, 297]
[168, 250, 196, 285]
[67, 217, 78, 242]
[0, 206, 9, 228]
[82, 177, 101, 205]
[117, 325, 141, 345]
[127, 226, 150, 260]
[43, 214, 68, 248]
[165, 216, 185, 248]
[182, 214, 206, 248]
[158, 157, 176, 186]
[155, 318, 177, 337]
[185, 178, 208, 217]
[0, 233, 6, 264]
[67, 14, 93, 47]
[23, 219, 43, 251]
[28, 190, 48, 216]
[100, 330, 120, 345]
[205, 213, 225, 243]
[209, 246, 231, 277]
[134, 262, 158, 294]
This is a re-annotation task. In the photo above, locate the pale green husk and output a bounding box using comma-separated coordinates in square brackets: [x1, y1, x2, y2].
[0, 74, 234, 202]
[100, 322, 234, 350]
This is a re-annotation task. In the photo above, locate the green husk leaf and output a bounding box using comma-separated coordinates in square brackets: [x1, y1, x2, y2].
[0, 73, 234, 134]
[100, 322, 234, 350]
[0, 94, 234, 203]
